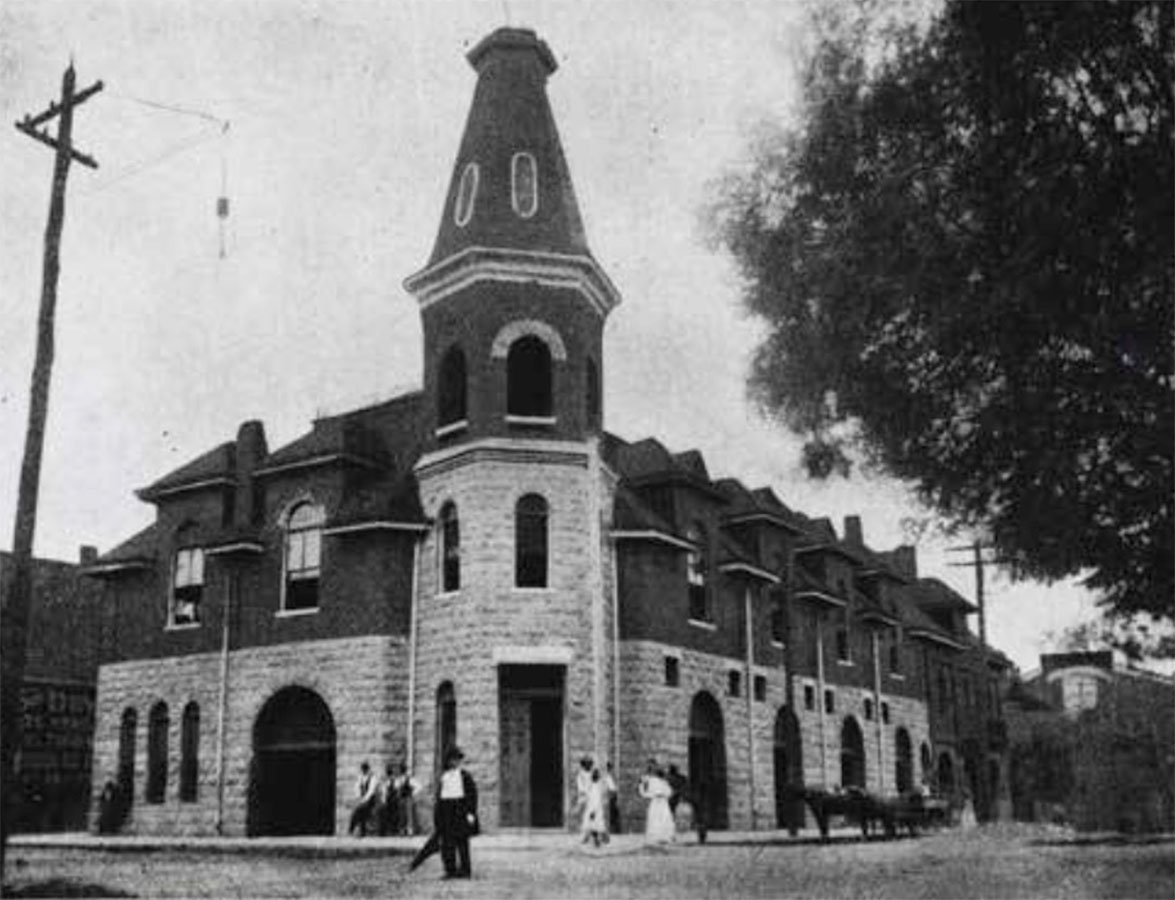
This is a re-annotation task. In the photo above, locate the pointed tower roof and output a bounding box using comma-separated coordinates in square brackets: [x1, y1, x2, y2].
[425, 27, 588, 265]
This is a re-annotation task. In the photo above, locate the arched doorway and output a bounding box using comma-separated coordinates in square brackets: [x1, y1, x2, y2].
[250, 686, 336, 836]
[938, 751, 955, 797]
[773, 707, 804, 830]
[894, 728, 913, 794]
[840, 717, 865, 789]
[688, 692, 728, 830]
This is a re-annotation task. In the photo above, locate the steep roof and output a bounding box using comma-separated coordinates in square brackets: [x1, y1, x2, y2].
[137, 442, 234, 500]
[422, 27, 590, 267]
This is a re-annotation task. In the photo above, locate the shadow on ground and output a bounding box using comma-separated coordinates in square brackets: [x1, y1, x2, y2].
[3, 879, 135, 898]
[1031, 834, 1175, 848]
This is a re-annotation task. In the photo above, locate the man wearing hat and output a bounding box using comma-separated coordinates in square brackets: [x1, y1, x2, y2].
[434, 746, 478, 878]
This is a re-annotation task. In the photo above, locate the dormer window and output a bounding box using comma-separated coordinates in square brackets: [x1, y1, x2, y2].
[284, 502, 324, 612]
[511, 152, 538, 218]
[171, 547, 204, 627]
[454, 162, 479, 227]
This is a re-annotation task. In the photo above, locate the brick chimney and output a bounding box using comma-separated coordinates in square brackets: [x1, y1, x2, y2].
[843, 515, 863, 546]
[234, 420, 268, 526]
[891, 545, 918, 579]
[79, 545, 98, 566]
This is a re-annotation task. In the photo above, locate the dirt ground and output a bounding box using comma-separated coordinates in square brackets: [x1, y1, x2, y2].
[4, 824, 1173, 899]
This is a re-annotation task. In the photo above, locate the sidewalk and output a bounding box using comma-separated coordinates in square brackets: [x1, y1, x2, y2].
[10, 826, 864, 855]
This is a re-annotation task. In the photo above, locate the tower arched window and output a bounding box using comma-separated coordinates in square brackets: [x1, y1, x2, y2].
[284, 502, 324, 612]
[507, 336, 553, 418]
[687, 523, 710, 622]
[511, 152, 538, 218]
[180, 702, 199, 802]
[586, 357, 601, 428]
[438, 346, 468, 429]
[146, 701, 169, 804]
[440, 502, 460, 592]
[454, 162, 479, 227]
[515, 494, 549, 588]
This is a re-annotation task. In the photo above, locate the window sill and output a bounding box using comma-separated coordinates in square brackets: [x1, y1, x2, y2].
[688, 618, 717, 631]
[436, 589, 462, 599]
[771, 640, 785, 648]
[165, 622, 200, 631]
[889, 672, 906, 680]
[435, 420, 468, 439]
[276, 607, 319, 618]
[505, 415, 556, 428]
[836, 659, 855, 667]
[513, 585, 553, 593]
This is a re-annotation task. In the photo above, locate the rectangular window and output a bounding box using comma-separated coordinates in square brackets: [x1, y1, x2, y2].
[889, 630, 902, 674]
[728, 670, 742, 698]
[285, 526, 321, 611]
[835, 608, 851, 662]
[803, 684, 816, 711]
[770, 592, 787, 644]
[753, 675, 767, 702]
[171, 547, 204, 626]
[881, 702, 890, 724]
[664, 656, 680, 687]
[824, 689, 835, 714]
[864, 698, 874, 720]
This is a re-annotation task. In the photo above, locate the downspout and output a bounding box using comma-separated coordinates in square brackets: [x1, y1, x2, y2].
[214, 570, 236, 835]
[588, 438, 605, 763]
[815, 613, 827, 787]
[743, 585, 756, 829]
[872, 630, 885, 794]
[406, 537, 421, 774]
[611, 536, 621, 780]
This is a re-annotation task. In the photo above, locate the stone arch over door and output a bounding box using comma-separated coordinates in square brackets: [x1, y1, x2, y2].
[249, 686, 336, 836]
[688, 691, 728, 830]
[840, 716, 865, 789]
[773, 706, 804, 830]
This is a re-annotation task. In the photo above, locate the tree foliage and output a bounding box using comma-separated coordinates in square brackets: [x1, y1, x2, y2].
[711, 1, 1174, 626]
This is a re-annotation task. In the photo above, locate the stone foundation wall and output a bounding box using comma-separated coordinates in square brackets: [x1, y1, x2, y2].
[91, 634, 407, 836]
[616, 640, 788, 832]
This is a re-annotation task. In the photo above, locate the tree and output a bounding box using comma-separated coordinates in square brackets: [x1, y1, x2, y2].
[710, 1, 1174, 629]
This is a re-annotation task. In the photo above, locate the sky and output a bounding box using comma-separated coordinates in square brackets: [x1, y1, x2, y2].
[0, 0, 1102, 673]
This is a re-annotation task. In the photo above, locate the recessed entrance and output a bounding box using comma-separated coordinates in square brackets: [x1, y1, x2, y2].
[688, 691, 729, 830]
[249, 686, 336, 836]
[498, 664, 565, 828]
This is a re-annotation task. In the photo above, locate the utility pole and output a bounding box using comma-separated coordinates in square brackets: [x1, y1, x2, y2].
[3, 62, 101, 872]
[947, 540, 998, 649]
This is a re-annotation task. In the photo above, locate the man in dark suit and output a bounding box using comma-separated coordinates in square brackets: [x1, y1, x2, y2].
[417, 746, 477, 879]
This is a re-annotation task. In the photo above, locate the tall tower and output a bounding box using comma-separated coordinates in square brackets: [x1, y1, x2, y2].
[405, 27, 620, 830]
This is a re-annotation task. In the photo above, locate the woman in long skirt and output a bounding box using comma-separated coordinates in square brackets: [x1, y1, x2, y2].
[638, 766, 676, 844]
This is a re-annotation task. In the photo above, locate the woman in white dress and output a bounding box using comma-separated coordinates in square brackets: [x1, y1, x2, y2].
[639, 766, 676, 844]
[581, 769, 608, 847]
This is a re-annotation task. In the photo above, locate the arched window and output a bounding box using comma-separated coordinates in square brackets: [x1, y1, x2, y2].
[687, 524, 709, 622]
[146, 702, 169, 804]
[439, 502, 460, 592]
[585, 357, 601, 428]
[454, 162, 478, 227]
[511, 152, 538, 218]
[506, 336, 552, 418]
[180, 702, 200, 802]
[840, 716, 865, 789]
[938, 752, 955, 795]
[284, 502, 324, 612]
[171, 545, 204, 626]
[515, 494, 549, 588]
[770, 587, 788, 643]
[920, 742, 933, 786]
[435, 682, 457, 777]
[438, 346, 467, 429]
[895, 727, 913, 794]
[118, 707, 137, 804]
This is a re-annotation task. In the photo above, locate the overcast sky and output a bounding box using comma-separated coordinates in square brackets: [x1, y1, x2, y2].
[0, 0, 1100, 672]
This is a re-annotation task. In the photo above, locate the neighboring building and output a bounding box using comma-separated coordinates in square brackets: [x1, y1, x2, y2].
[1, 548, 103, 831]
[84, 26, 1011, 837]
[1005, 651, 1175, 833]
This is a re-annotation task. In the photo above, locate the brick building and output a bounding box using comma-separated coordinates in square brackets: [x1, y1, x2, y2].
[85, 26, 1010, 836]
[1, 549, 103, 831]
